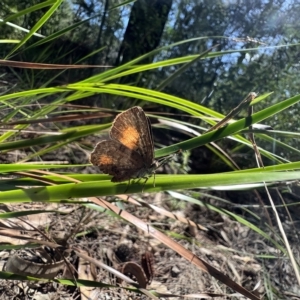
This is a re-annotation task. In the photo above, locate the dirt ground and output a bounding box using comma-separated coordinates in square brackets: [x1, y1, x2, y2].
[0, 187, 299, 300]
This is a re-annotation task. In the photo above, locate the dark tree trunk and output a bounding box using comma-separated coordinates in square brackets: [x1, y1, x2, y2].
[116, 0, 172, 76]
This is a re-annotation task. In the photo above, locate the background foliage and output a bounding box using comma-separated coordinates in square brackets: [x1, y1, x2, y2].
[2, 0, 300, 129]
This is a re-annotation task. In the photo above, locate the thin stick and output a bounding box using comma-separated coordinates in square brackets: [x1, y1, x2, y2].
[247, 104, 264, 168]
[207, 92, 257, 132]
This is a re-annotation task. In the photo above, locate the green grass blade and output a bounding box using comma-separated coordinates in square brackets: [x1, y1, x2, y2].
[6, 0, 64, 57]
[2, 171, 300, 202]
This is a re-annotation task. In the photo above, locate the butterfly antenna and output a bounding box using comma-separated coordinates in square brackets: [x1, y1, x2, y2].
[156, 149, 181, 169]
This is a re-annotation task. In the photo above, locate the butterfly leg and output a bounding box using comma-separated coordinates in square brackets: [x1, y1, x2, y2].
[124, 179, 132, 193]
[141, 177, 149, 193]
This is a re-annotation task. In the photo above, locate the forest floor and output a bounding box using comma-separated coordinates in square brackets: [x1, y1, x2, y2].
[0, 186, 298, 300]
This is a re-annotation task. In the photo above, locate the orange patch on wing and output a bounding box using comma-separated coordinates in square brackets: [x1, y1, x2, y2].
[119, 126, 139, 150]
[99, 154, 113, 165]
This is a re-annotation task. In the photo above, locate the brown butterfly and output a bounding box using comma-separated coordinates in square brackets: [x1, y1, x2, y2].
[90, 106, 159, 184]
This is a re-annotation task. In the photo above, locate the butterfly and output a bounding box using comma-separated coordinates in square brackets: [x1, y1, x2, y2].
[90, 106, 159, 184]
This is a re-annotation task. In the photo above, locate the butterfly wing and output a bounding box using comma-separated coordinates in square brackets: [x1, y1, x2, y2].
[110, 106, 155, 167]
[90, 140, 145, 182]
